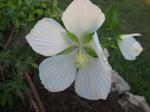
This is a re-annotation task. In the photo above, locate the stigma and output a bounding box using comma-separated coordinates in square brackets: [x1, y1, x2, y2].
[73, 52, 88, 68]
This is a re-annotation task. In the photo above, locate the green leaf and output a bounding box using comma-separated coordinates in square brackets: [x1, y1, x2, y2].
[83, 33, 94, 45]
[66, 31, 79, 44]
[0, 18, 8, 30]
[24, 0, 33, 6]
[57, 46, 75, 55]
[117, 35, 122, 42]
[11, 13, 20, 28]
[35, 9, 43, 15]
[103, 4, 119, 31]
[84, 47, 98, 58]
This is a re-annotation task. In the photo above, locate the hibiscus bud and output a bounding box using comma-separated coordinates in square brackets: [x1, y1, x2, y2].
[117, 33, 143, 60]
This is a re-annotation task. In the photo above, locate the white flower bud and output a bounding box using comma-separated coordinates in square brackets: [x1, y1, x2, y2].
[118, 33, 143, 60]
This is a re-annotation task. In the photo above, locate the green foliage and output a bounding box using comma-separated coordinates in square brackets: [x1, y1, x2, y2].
[0, 47, 38, 107]
[57, 46, 75, 55]
[82, 33, 94, 45]
[98, 4, 119, 49]
[0, 0, 61, 109]
[103, 4, 119, 31]
[84, 47, 98, 58]
[66, 31, 79, 45]
[0, 74, 28, 107]
[0, 0, 60, 30]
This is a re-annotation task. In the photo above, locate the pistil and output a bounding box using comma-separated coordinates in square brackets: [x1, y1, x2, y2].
[73, 49, 88, 68]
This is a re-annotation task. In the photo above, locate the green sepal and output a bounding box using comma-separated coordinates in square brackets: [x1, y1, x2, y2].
[66, 31, 79, 44]
[57, 46, 75, 55]
[82, 33, 94, 45]
[84, 47, 98, 58]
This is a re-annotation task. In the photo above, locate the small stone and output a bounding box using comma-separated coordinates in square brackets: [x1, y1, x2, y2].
[127, 93, 150, 112]
[118, 92, 150, 112]
[111, 70, 130, 95]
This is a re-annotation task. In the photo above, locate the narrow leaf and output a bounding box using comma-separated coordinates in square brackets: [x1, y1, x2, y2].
[102, 4, 119, 31]
[66, 31, 79, 44]
[57, 46, 75, 55]
[83, 33, 94, 45]
[84, 47, 98, 58]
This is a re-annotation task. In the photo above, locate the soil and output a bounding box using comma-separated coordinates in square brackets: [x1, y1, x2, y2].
[0, 82, 126, 112]
[37, 83, 126, 112]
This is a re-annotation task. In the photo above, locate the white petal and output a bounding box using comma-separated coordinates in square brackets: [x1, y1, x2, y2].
[118, 33, 143, 60]
[39, 53, 76, 92]
[120, 33, 141, 39]
[75, 57, 112, 100]
[91, 32, 112, 71]
[62, 0, 105, 38]
[26, 18, 68, 56]
[103, 48, 110, 59]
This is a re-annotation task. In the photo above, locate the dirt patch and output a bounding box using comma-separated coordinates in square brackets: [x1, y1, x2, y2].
[37, 83, 125, 112]
[1, 81, 148, 112]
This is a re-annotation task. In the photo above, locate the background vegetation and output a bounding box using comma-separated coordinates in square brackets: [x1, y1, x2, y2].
[0, 0, 150, 111]
[0, 0, 60, 110]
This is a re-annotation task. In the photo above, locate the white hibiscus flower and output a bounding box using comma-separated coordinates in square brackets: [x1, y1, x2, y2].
[118, 33, 143, 60]
[26, 0, 112, 100]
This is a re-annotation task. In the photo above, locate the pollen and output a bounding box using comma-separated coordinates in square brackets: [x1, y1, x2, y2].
[73, 52, 88, 68]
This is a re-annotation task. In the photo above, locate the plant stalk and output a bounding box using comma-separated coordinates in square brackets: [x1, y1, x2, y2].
[24, 72, 46, 112]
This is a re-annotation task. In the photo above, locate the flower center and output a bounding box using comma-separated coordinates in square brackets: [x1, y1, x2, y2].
[73, 51, 88, 68]
[64, 31, 98, 68]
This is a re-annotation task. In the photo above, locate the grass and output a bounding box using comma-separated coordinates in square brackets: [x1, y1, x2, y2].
[59, 0, 150, 104]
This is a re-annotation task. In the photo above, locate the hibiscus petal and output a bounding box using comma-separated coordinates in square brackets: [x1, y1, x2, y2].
[62, 0, 105, 38]
[120, 33, 141, 39]
[26, 18, 69, 56]
[75, 56, 112, 100]
[39, 53, 77, 92]
[103, 48, 110, 59]
[118, 33, 143, 60]
[91, 32, 112, 71]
